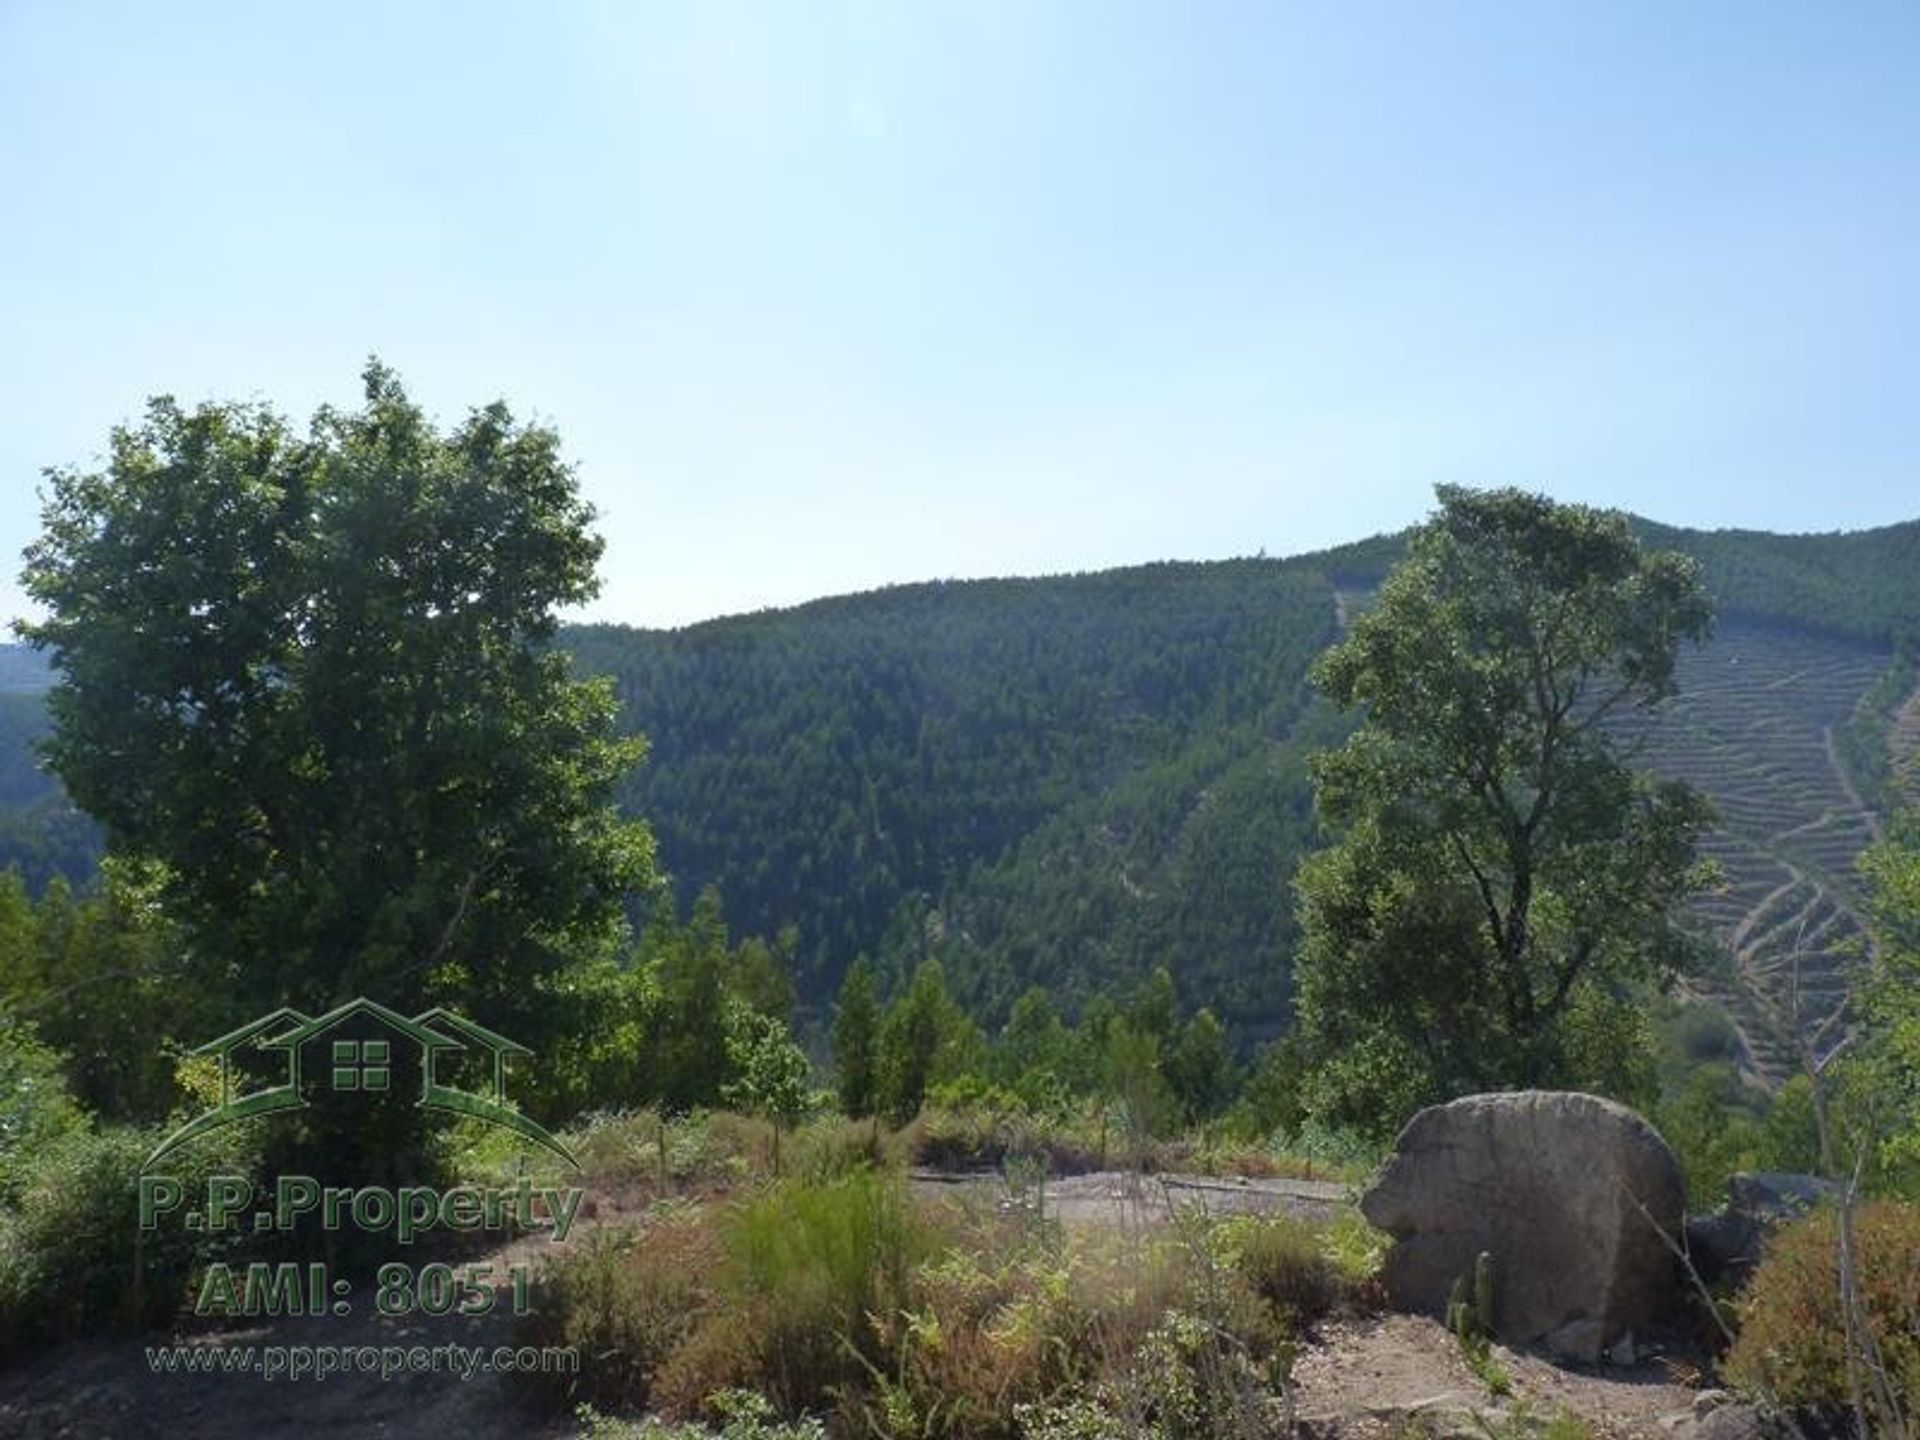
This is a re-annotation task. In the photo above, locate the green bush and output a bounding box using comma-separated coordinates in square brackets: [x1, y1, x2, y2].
[654, 1170, 932, 1418]
[1724, 1199, 1920, 1427]
[563, 1109, 762, 1191]
[0, 1013, 85, 1203]
[1654, 1062, 1767, 1200]
[787, 1115, 896, 1182]
[0, 1119, 257, 1355]
[1222, 1214, 1345, 1329]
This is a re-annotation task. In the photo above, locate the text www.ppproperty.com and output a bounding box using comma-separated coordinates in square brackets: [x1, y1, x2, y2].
[145, 1341, 579, 1382]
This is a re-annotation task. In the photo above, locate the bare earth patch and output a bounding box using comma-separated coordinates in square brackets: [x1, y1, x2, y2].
[1291, 1312, 1762, 1439]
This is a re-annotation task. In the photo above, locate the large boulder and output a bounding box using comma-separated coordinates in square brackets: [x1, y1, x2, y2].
[1359, 1090, 1687, 1361]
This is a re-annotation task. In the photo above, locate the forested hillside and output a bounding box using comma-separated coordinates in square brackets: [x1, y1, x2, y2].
[565, 560, 1342, 1030]
[3, 516, 1916, 1055]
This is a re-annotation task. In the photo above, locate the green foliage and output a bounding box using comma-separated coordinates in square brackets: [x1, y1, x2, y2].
[0, 690, 99, 890]
[1102, 1017, 1171, 1149]
[833, 957, 881, 1118]
[1835, 648, 1917, 819]
[722, 1006, 815, 1171]
[1220, 1213, 1344, 1329]
[19, 361, 654, 1049]
[1654, 1063, 1768, 1201]
[0, 1012, 84, 1202]
[1850, 815, 1920, 1181]
[552, 887, 804, 1120]
[519, 1137, 1386, 1437]
[0, 862, 214, 1121]
[672, 1170, 931, 1417]
[1631, 516, 1920, 648]
[877, 961, 982, 1124]
[1724, 1199, 1920, 1425]
[1230, 1036, 1307, 1142]
[3, 509, 1916, 1054]
[1164, 1008, 1236, 1126]
[1296, 486, 1716, 1137]
[563, 558, 1342, 1028]
[1443, 1259, 1520, 1405]
[1445, 1253, 1499, 1388]
[0, 1117, 260, 1355]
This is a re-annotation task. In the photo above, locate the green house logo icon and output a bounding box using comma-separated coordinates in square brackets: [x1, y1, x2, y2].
[145, 996, 578, 1172]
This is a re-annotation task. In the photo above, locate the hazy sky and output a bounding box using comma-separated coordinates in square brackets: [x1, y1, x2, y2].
[3, 3, 1916, 629]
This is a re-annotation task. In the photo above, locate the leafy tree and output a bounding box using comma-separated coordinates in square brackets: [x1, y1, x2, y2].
[877, 960, 978, 1124]
[547, 885, 803, 1118]
[1235, 1035, 1307, 1140]
[0, 1010, 85, 1200]
[832, 956, 880, 1118]
[18, 363, 654, 1048]
[1847, 813, 1920, 1185]
[1126, 966, 1180, 1047]
[1102, 1016, 1169, 1148]
[646, 888, 732, 1113]
[1294, 486, 1716, 1135]
[991, 986, 1076, 1111]
[722, 1004, 814, 1174]
[1165, 1007, 1236, 1124]
[726, 924, 798, 1023]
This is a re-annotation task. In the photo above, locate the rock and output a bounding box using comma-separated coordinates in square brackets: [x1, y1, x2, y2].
[1657, 1409, 1771, 1440]
[1609, 1330, 1637, 1366]
[1685, 1171, 1836, 1287]
[1687, 1404, 1776, 1440]
[1545, 1317, 1607, 1364]
[1360, 1090, 1687, 1353]
[1692, 1389, 1732, 1417]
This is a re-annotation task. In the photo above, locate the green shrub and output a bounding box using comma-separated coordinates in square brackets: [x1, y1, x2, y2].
[1724, 1199, 1920, 1427]
[1655, 1062, 1767, 1200]
[657, 1170, 932, 1417]
[1013, 1396, 1140, 1440]
[1316, 1210, 1390, 1293]
[564, 1109, 761, 1192]
[1114, 1308, 1291, 1439]
[848, 1219, 1124, 1437]
[0, 1013, 85, 1203]
[787, 1115, 896, 1182]
[1666, 1000, 1745, 1068]
[0, 1119, 257, 1354]
[1218, 1214, 1344, 1329]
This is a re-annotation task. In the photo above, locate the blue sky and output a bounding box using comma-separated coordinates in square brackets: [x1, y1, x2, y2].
[2, 3, 1915, 628]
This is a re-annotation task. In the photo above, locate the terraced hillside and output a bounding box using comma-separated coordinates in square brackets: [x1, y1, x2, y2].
[1627, 619, 1893, 1085]
[1893, 683, 1920, 803]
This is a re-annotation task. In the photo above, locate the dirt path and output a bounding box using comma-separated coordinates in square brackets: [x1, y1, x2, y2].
[910, 1167, 1352, 1227]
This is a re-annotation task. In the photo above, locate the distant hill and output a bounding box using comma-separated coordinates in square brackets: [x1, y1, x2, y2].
[2, 514, 1916, 1075]
[0, 647, 53, 694]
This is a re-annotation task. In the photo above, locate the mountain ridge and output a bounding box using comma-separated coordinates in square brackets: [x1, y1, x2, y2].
[0, 509, 1915, 1079]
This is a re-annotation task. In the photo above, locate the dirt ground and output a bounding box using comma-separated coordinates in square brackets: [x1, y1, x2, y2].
[1290, 1312, 1762, 1439]
[908, 1166, 1352, 1226]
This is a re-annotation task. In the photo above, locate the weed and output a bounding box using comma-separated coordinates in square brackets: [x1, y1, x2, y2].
[517, 1220, 716, 1412]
